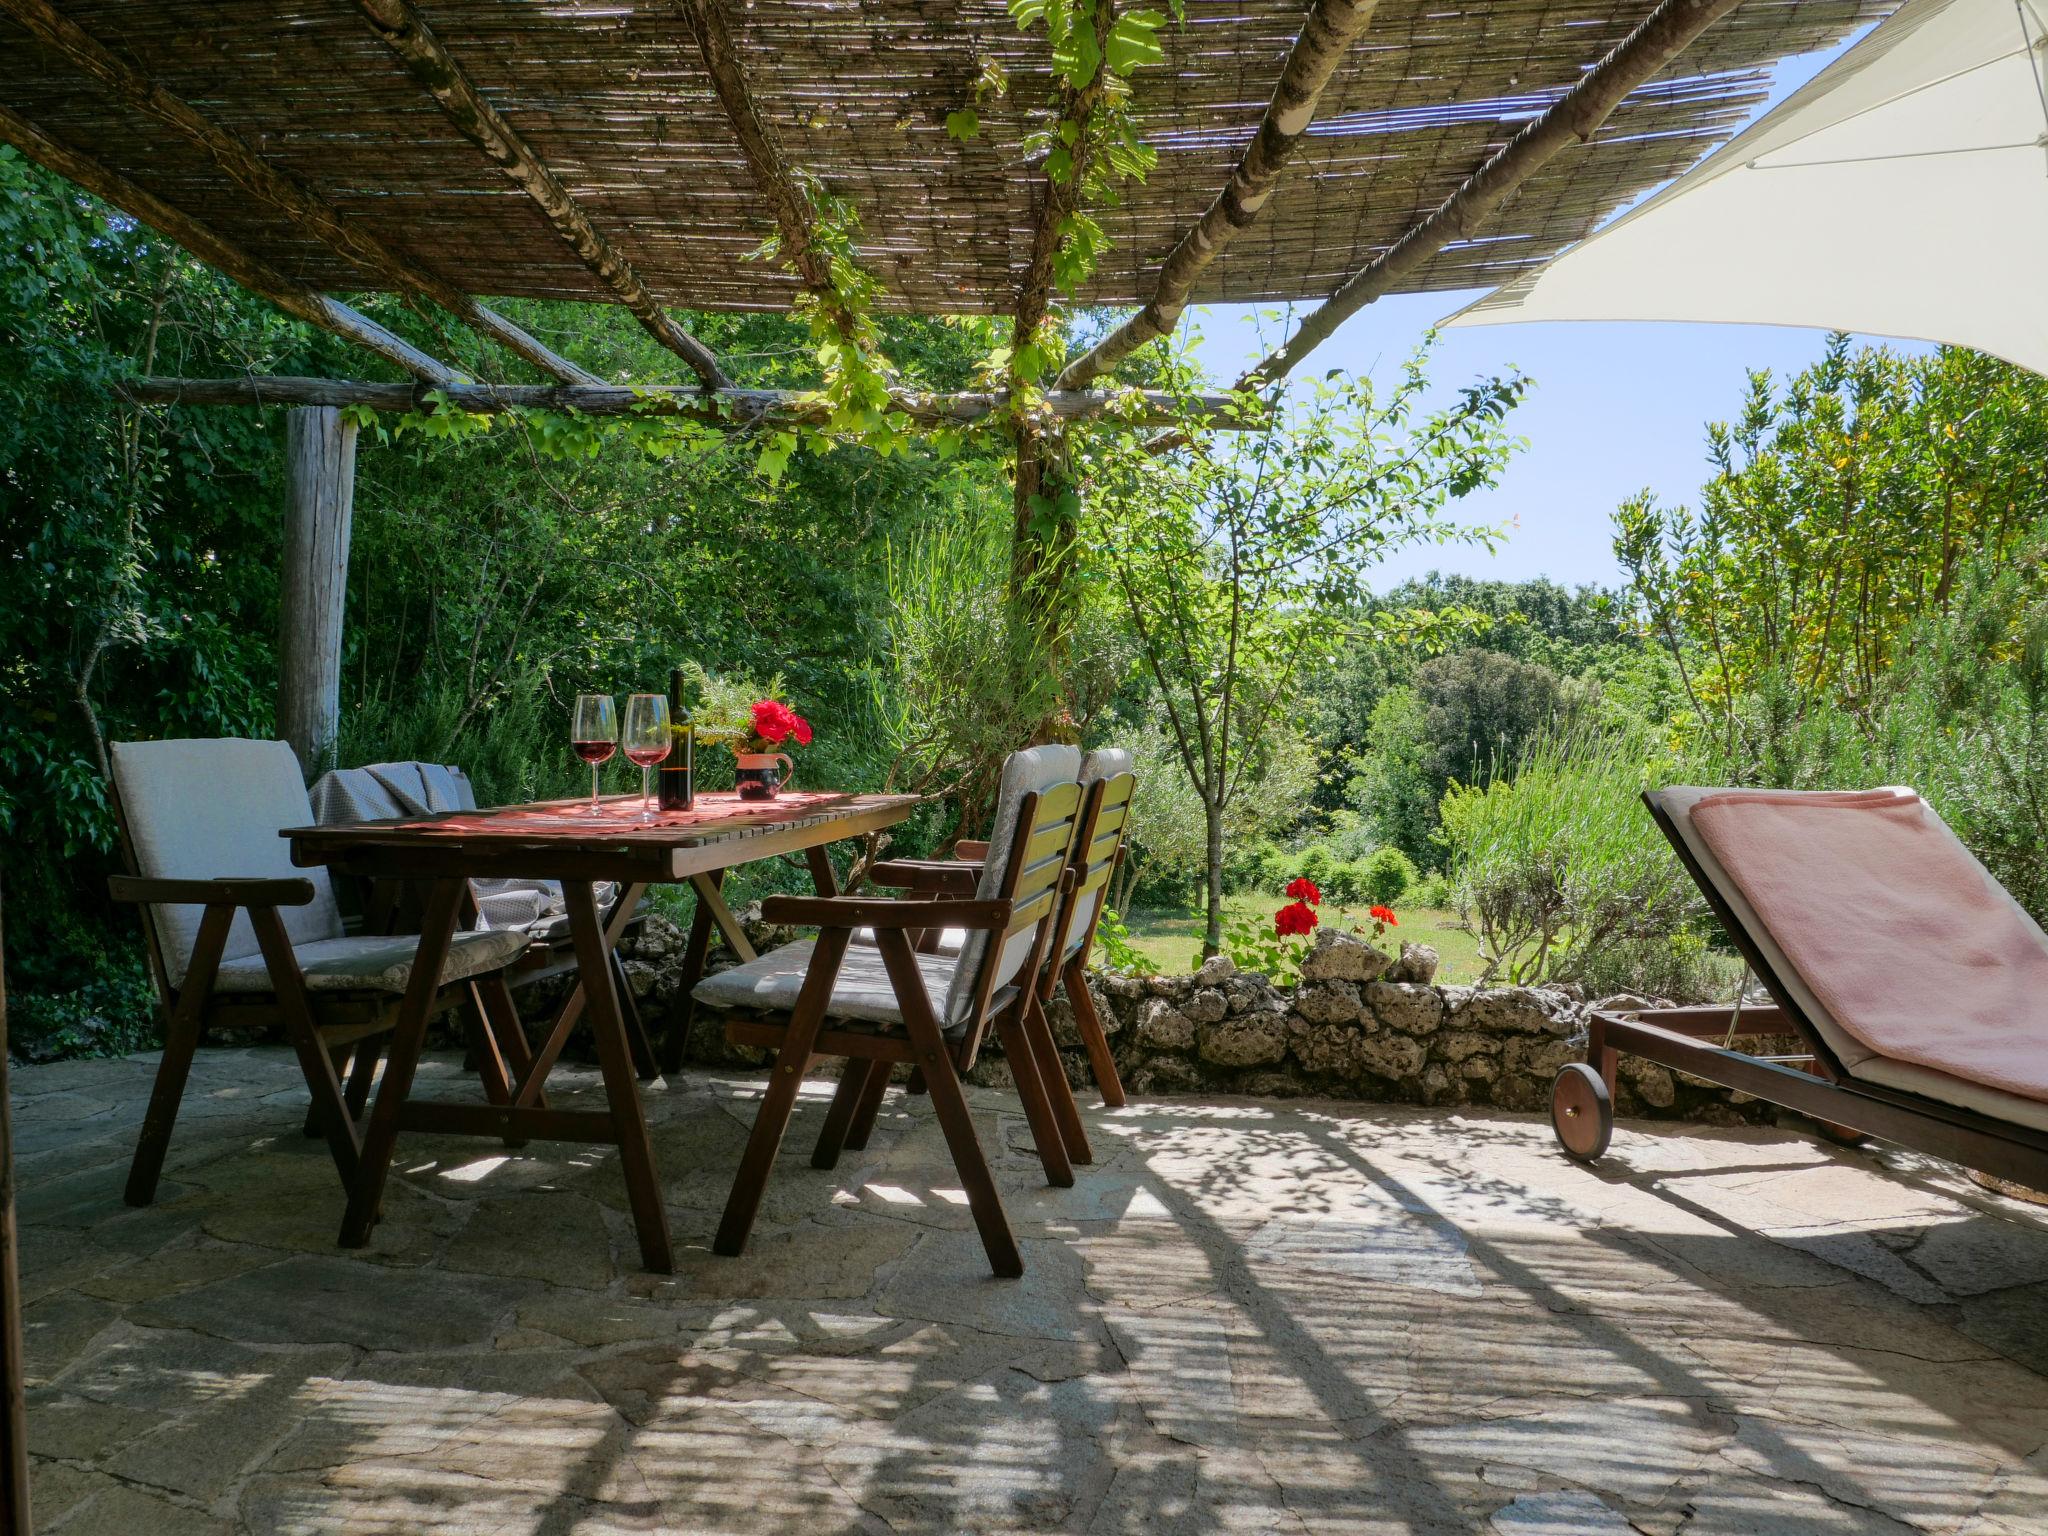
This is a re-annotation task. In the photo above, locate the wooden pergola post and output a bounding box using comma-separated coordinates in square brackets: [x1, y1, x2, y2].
[1, 879, 30, 1536]
[278, 405, 357, 777]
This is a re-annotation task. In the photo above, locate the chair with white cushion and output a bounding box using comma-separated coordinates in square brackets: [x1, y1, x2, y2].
[693, 743, 1086, 1276]
[865, 746, 1136, 1108]
[108, 738, 532, 1205]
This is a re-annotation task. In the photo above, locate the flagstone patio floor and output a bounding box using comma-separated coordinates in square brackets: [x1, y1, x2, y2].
[11, 1045, 2048, 1534]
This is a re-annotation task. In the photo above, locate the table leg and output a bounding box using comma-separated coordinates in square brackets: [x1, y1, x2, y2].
[339, 878, 464, 1248]
[514, 882, 647, 1106]
[564, 879, 673, 1273]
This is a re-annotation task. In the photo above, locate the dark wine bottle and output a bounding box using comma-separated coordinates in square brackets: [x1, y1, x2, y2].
[657, 666, 696, 811]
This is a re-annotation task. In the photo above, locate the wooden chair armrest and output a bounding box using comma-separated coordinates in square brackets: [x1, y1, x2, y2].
[760, 894, 1011, 930]
[109, 875, 317, 907]
[950, 840, 990, 861]
[868, 860, 980, 894]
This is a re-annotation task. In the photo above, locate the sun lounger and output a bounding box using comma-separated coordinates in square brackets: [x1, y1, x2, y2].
[1552, 786, 2048, 1193]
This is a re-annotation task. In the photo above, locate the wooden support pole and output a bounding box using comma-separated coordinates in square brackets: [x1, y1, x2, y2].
[354, 0, 730, 389]
[0, 105, 455, 386]
[1234, 0, 1749, 394]
[279, 407, 358, 776]
[117, 376, 1256, 431]
[1057, 0, 1380, 389]
[0, 0, 594, 385]
[0, 879, 30, 1536]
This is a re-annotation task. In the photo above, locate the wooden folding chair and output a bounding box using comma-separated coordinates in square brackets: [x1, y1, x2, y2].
[695, 749, 1087, 1276]
[107, 739, 533, 1205]
[868, 746, 1136, 1106]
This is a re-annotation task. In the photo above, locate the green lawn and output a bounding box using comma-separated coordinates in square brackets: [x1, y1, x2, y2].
[1117, 896, 1487, 984]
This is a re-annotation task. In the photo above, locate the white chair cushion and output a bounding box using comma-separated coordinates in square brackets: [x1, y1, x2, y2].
[944, 744, 1081, 1025]
[210, 927, 532, 995]
[694, 938, 972, 1036]
[852, 925, 967, 956]
[1058, 747, 1133, 960]
[112, 738, 345, 987]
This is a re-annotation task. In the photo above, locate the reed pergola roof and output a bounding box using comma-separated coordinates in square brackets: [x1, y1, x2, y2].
[5, 0, 1885, 325]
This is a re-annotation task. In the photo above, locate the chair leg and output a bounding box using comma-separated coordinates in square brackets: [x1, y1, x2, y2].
[812, 1058, 875, 1170]
[844, 1061, 893, 1151]
[126, 904, 233, 1207]
[340, 880, 465, 1246]
[715, 929, 850, 1257]
[611, 950, 660, 1082]
[1065, 957, 1127, 1108]
[250, 907, 362, 1189]
[662, 872, 722, 1075]
[304, 1045, 350, 1138]
[1021, 991, 1092, 1167]
[874, 932, 1021, 1278]
[343, 1037, 383, 1121]
[993, 1001, 1074, 1189]
[477, 975, 544, 1111]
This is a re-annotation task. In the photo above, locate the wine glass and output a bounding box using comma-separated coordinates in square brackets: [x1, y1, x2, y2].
[571, 694, 617, 815]
[622, 693, 671, 823]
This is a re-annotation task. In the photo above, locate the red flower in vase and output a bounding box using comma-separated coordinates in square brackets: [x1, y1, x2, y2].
[1285, 876, 1322, 905]
[749, 698, 813, 748]
[1274, 900, 1319, 937]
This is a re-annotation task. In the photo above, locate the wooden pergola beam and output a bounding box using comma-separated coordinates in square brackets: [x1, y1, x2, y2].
[1236, 0, 1750, 393]
[118, 376, 1256, 431]
[0, 0, 594, 385]
[0, 105, 455, 384]
[681, 0, 853, 333]
[1057, 0, 1380, 390]
[354, 0, 730, 390]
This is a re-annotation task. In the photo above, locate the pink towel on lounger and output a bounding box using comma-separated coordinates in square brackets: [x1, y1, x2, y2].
[1690, 788, 2048, 1105]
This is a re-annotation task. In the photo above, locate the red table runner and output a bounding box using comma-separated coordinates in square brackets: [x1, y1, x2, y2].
[391, 790, 857, 838]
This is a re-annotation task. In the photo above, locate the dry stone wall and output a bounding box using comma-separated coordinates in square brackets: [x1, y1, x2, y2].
[634, 916, 1790, 1127]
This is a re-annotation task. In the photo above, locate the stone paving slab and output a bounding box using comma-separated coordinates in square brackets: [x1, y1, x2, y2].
[10, 1046, 2048, 1534]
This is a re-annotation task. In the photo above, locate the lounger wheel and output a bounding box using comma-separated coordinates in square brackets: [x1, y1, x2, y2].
[1551, 1063, 1613, 1163]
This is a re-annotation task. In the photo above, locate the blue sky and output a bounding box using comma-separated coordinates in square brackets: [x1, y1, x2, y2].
[1180, 29, 1915, 592]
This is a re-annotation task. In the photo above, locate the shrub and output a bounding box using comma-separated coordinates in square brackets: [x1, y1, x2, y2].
[1409, 871, 1452, 908]
[1360, 846, 1417, 905]
[1440, 724, 1702, 985]
[1298, 844, 1336, 891]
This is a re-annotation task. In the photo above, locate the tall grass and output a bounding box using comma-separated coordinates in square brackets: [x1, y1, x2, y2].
[1440, 724, 1711, 990]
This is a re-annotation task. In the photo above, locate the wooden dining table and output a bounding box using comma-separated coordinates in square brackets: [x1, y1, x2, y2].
[283, 789, 921, 1273]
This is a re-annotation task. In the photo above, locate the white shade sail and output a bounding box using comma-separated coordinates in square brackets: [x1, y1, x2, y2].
[1446, 0, 2048, 377]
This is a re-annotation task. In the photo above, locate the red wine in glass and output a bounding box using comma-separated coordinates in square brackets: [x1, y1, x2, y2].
[570, 694, 618, 815]
[622, 694, 671, 822]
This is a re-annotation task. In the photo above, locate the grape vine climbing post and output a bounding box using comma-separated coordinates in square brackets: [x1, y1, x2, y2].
[278, 404, 358, 778]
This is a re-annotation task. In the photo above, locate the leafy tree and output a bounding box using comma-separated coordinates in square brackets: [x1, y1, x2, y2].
[1615, 336, 2048, 767]
[1084, 348, 1526, 954]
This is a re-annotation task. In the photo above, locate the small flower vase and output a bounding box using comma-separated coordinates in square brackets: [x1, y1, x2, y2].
[734, 752, 794, 801]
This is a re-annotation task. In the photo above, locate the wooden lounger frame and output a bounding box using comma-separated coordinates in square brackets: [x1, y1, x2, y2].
[1552, 792, 2048, 1192]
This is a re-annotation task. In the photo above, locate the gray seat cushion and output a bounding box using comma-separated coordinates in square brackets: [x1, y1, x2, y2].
[210, 926, 532, 994]
[693, 939, 971, 1036]
[111, 738, 347, 987]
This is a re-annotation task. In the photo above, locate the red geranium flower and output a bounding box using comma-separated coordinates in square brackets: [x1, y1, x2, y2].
[1274, 900, 1319, 937]
[1369, 904, 1399, 927]
[791, 714, 813, 746]
[750, 698, 799, 744]
[1285, 876, 1322, 905]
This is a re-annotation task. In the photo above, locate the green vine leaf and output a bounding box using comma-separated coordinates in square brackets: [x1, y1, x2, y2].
[945, 108, 980, 141]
